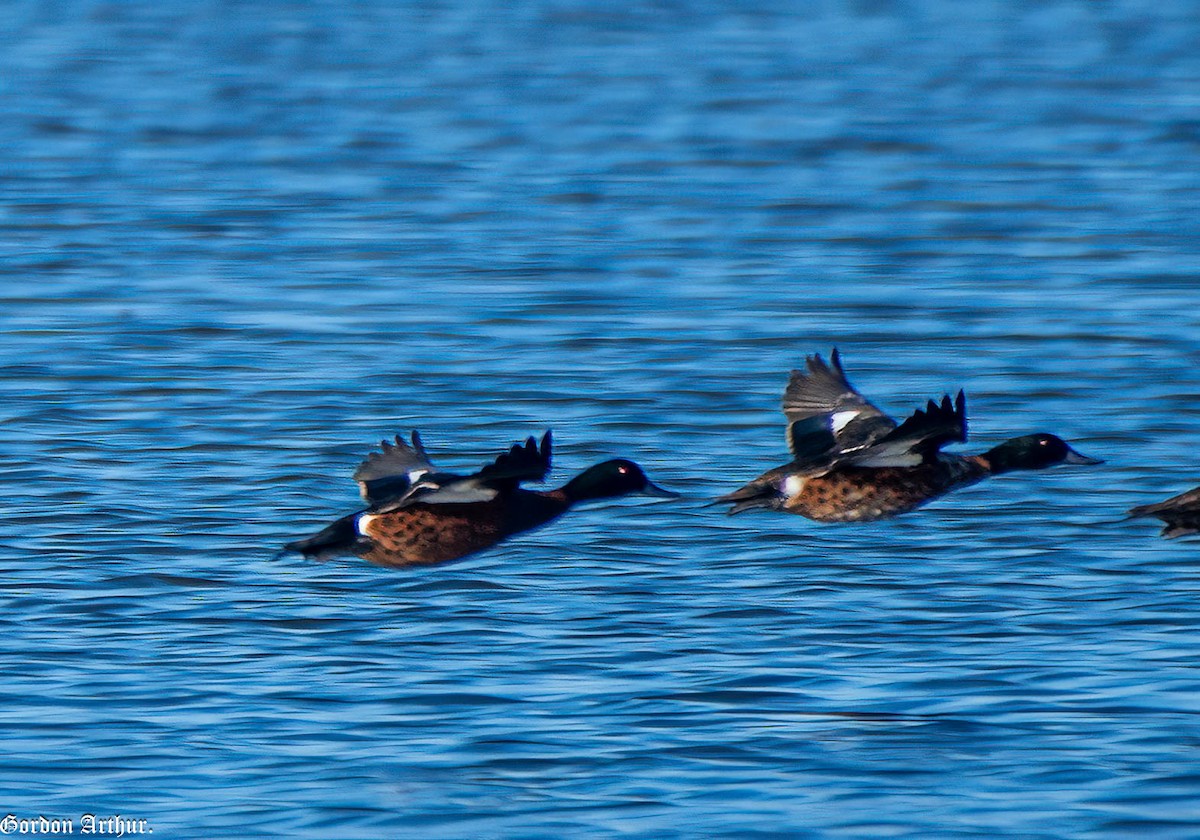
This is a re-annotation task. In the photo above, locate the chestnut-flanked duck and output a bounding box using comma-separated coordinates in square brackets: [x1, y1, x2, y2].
[717, 350, 1101, 521]
[283, 430, 675, 568]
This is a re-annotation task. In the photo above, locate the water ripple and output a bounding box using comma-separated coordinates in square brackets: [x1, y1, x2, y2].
[4, 0, 1200, 836]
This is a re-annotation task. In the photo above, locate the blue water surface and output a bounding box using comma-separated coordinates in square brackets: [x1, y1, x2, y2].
[4, 0, 1200, 836]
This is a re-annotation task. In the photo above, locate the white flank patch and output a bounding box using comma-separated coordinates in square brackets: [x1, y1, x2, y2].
[783, 475, 806, 496]
[407, 469, 429, 483]
[356, 514, 376, 535]
[830, 410, 860, 434]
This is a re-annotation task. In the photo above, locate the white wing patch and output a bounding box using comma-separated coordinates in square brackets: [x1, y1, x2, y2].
[830, 410, 861, 434]
[413, 483, 499, 504]
[783, 475, 806, 497]
[376, 481, 501, 513]
[849, 447, 924, 468]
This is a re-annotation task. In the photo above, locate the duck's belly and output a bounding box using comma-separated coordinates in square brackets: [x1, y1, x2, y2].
[785, 464, 976, 522]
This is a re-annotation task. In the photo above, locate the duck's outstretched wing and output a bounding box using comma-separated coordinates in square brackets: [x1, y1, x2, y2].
[475, 430, 553, 491]
[845, 391, 967, 468]
[353, 431, 436, 505]
[1129, 486, 1200, 538]
[363, 430, 552, 514]
[782, 349, 896, 463]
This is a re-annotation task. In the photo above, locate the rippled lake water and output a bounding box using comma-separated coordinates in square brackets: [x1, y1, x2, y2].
[5, 1, 1200, 836]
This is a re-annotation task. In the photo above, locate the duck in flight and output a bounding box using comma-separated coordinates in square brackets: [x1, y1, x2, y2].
[283, 430, 676, 568]
[717, 350, 1101, 521]
[1128, 487, 1200, 538]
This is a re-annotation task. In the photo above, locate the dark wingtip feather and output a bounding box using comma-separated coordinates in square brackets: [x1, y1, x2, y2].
[354, 428, 435, 486]
[867, 386, 968, 460]
[786, 349, 865, 415]
[956, 390, 967, 441]
[919, 390, 967, 442]
[411, 430, 429, 460]
[805, 349, 838, 378]
[476, 430, 553, 485]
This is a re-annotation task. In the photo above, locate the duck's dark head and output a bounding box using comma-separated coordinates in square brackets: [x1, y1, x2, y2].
[984, 433, 1103, 474]
[564, 459, 678, 503]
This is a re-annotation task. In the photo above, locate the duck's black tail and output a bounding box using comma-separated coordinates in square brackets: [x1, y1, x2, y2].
[1126, 506, 1200, 540]
[279, 513, 364, 561]
[712, 480, 780, 516]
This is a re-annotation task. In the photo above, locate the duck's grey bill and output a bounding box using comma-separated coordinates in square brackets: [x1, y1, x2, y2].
[1064, 448, 1103, 465]
[642, 481, 680, 498]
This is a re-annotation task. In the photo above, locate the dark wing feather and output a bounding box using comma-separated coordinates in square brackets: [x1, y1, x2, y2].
[475, 430, 553, 490]
[781, 349, 896, 461]
[353, 431, 436, 504]
[366, 431, 550, 514]
[846, 390, 967, 468]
